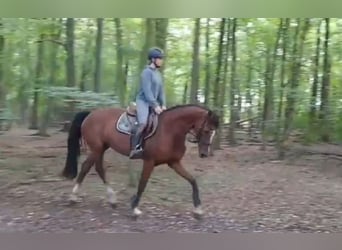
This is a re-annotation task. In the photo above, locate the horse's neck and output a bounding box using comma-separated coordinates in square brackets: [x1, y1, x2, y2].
[162, 108, 204, 134]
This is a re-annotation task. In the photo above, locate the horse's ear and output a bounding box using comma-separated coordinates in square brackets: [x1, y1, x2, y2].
[207, 110, 215, 119]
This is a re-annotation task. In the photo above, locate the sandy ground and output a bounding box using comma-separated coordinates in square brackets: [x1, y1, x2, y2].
[1, 128, 342, 232]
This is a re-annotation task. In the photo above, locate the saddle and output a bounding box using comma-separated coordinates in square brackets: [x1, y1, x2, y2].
[116, 102, 158, 141]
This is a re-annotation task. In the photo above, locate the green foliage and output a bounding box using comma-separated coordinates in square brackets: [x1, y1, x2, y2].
[1, 18, 342, 145]
[39, 86, 120, 109]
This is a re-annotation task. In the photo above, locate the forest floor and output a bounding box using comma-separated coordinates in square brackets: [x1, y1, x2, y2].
[1, 127, 342, 232]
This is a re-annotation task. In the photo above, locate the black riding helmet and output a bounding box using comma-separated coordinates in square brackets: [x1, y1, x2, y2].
[147, 47, 164, 60]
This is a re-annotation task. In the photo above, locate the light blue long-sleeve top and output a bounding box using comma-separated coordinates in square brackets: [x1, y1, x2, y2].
[135, 65, 166, 108]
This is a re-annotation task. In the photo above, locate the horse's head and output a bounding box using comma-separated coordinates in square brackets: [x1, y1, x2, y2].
[190, 109, 219, 158]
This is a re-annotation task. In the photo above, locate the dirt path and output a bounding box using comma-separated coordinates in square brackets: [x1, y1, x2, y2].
[1, 128, 342, 232]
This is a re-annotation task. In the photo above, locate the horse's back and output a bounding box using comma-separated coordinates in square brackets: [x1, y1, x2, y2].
[89, 107, 124, 119]
[81, 107, 125, 132]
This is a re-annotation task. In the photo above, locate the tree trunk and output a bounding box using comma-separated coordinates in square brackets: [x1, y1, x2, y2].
[228, 18, 237, 146]
[18, 39, 32, 124]
[65, 18, 76, 119]
[203, 18, 211, 106]
[261, 19, 282, 150]
[0, 20, 4, 131]
[39, 19, 62, 136]
[278, 18, 310, 159]
[29, 34, 45, 130]
[245, 60, 253, 138]
[139, 19, 156, 72]
[123, 60, 129, 93]
[114, 18, 125, 106]
[319, 18, 331, 142]
[79, 20, 94, 91]
[155, 18, 169, 75]
[309, 19, 322, 123]
[155, 18, 168, 51]
[131, 19, 156, 101]
[217, 18, 231, 147]
[94, 18, 103, 93]
[182, 80, 188, 104]
[189, 18, 201, 104]
[212, 18, 226, 149]
[236, 79, 242, 124]
[0, 20, 5, 110]
[66, 18, 75, 87]
[212, 18, 226, 111]
[276, 18, 290, 143]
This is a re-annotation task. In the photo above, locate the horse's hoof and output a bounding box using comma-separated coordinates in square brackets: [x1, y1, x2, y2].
[193, 206, 204, 220]
[110, 203, 118, 209]
[107, 193, 117, 208]
[193, 212, 203, 220]
[132, 207, 142, 219]
[68, 200, 77, 206]
[69, 194, 81, 205]
[68, 199, 81, 206]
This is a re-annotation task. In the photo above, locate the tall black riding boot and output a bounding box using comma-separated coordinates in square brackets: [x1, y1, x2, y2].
[129, 124, 145, 159]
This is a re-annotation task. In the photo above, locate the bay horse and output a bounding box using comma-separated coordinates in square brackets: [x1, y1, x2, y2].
[61, 103, 219, 219]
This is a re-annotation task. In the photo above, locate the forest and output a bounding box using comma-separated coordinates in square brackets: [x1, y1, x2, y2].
[1, 18, 342, 232]
[1, 18, 341, 155]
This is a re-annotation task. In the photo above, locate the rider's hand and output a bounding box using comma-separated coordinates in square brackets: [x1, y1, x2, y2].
[161, 106, 167, 111]
[154, 106, 163, 114]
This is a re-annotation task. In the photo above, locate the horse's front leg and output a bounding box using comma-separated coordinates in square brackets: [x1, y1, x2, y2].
[168, 161, 203, 219]
[130, 160, 154, 217]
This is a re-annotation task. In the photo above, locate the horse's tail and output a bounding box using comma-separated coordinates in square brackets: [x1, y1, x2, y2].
[61, 110, 91, 180]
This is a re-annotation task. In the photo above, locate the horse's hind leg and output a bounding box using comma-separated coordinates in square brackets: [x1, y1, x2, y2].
[69, 152, 97, 203]
[94, 148, 117, 208]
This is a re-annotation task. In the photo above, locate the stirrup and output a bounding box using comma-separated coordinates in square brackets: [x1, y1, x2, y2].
[129, 148, 143, 159]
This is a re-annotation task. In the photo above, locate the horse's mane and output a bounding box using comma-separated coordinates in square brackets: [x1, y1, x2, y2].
[160, 104, 219, 128]
[164, 103, 210, 113]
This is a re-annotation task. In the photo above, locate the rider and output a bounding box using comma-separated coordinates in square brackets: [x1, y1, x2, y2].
[129, 47, 167, 159]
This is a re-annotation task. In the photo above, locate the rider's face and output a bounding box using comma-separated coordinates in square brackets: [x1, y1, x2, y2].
[154, 58, 163, 67]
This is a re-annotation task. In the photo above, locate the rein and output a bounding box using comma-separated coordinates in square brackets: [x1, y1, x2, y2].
[187, 117, 207, 144]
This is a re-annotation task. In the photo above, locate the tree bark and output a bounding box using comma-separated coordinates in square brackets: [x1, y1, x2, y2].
[217, 18, 231, 147]
[66, 18, 75, 88]
[65, 18, 76, 120]
[211, 18, 226, 149]
[212, 18, 226, 111]
[190, 18, 201, 104]
[79, 20, 94, 91]
[139, 19, 156, 73]
[278, 18, 311, 159]
[0, 20, 5, 111]
[204, 18, 211, 106]
[182, 80, 188, 104]
[155, 18, 169, 75]
[228, 18, 237, 146]
[131, 19, 156, 101]
[94, 18, 103, 93]
[39, 19, 62, 136]
[276, 18, 290, 142]
[309, 19, 322, 123]
[261, 19, 282, 150]
[319, 18, 331, 142]
[29, 34, 45, 130]
[114, 18, 125, 106]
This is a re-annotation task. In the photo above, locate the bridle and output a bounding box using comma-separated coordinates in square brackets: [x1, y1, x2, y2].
[187, 116, 215, 145]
